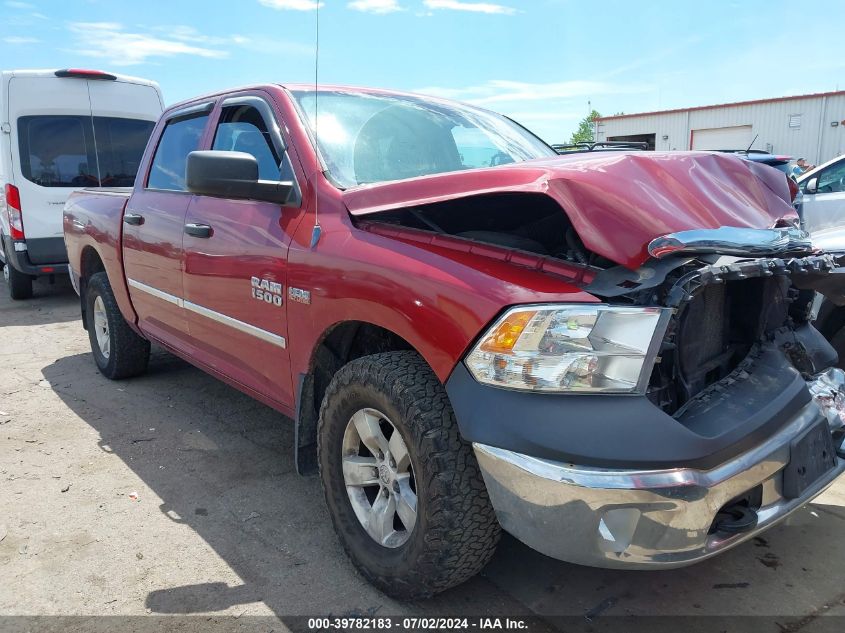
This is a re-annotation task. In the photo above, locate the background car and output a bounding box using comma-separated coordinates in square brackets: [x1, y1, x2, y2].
[799, 154, 845, 250]
[551, 141, 648, 153]
[716, 149, 796, 175]
[0, 68, 163, 300]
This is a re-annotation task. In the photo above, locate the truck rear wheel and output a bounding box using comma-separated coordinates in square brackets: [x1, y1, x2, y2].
[3, 248, 33, 300]
[318, 351, 500, 599]
[85, 272, 150, 379]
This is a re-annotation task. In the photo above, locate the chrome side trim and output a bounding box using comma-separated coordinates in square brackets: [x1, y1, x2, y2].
[127, 278, 286, 349]
[183, 300, 286, 348]
[648, 226, 812, 259]
[127, 278, 182, 307]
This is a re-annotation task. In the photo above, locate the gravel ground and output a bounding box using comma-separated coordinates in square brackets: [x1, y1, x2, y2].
[2, 277, 845, 632]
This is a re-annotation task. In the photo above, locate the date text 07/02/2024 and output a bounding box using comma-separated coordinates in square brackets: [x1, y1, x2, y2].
[306, 617, 529, 630]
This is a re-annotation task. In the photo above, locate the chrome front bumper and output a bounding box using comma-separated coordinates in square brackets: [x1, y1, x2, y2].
[474, 369, 845, 569]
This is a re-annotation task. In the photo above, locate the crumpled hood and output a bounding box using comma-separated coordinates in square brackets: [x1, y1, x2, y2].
[342, 151, 798, 269]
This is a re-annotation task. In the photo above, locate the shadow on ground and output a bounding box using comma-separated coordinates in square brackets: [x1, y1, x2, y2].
[41, 348, 845, 627]
[1, 275, 79, 326]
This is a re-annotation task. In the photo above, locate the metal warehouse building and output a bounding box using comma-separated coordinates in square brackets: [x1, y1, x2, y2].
[595, 90, 845, 165]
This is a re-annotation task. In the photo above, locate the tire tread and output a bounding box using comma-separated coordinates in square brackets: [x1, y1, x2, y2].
[86, 272, 150, 379]
[318, 351, 500, 599]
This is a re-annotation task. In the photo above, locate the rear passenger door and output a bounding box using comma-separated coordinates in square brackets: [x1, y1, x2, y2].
[181, 94, 302, 407]
[122, 104, 212, 349]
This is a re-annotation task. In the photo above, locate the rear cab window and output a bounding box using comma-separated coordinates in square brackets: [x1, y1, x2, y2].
[17, 115, 154, 188]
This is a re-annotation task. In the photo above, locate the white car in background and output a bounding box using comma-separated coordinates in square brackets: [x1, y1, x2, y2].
[1, 68, 163, 300]
[798, 153, 845, 364]
[800, 153, 845, 252]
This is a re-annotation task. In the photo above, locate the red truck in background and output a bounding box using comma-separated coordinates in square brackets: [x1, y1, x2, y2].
[64, 83, 845, 599]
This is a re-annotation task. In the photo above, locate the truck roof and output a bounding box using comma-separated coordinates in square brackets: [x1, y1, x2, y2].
[162, 83, 472, 114]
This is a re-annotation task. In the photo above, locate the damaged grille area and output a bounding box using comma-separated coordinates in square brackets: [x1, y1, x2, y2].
[357, 190, 843, 417]
[647, 255, 840, 415]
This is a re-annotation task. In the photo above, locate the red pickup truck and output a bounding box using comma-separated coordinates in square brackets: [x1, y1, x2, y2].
[64, 84, 845, 598]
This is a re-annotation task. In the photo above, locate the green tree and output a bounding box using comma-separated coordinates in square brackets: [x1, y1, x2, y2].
[569, 110, 601, 144]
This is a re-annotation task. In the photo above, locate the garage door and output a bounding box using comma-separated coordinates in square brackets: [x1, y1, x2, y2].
[691, 125, 753, 151]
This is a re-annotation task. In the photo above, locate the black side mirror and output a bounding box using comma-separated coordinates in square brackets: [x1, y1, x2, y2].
[186, 151, 293, 204]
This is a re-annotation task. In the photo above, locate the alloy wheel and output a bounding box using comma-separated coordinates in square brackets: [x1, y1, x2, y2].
[92, 295, 110, 358]
[341, 407, 417, 548]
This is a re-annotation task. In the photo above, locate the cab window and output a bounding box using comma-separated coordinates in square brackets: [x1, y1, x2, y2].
[147, 112, 209, 191]
[211, 103, 295, 182]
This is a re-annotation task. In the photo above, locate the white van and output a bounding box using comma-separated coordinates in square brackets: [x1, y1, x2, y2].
[1, 68, 163, 299]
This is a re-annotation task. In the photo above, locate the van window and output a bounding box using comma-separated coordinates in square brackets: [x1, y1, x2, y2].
[148, 113, 209, 191]
[18, 116, 98, 187]
[17, 115, 155, 188]
[93, 117, 156, 187]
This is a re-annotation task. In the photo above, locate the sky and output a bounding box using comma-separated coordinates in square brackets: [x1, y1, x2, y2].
[1, 0, 843, 142]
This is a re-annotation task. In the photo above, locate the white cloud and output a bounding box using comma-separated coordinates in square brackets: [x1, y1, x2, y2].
[4, 1, 34, 8]
[231, 34, 314, 56]
[258, 0, 323, 10]
[417, 79, 647, 106]
[507, 111, 582, 122]
[3, 35, 39, 44]
[151, 25, 219, 44]
[423, 0, 516, 14]
[414, 79, 653, 141]
[68, 22, 228, 66]
[348, 0, 402, 13]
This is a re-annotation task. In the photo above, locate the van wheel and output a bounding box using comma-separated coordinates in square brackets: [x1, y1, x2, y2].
[3, 253, 33, 300]
[318, 351, 501, 599]
[85, 272, 150, 379]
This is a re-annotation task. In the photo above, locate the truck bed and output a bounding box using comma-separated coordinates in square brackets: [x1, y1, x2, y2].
[63, 187, 134, 327]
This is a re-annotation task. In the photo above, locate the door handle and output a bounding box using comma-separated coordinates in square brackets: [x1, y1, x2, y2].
[124, 212, 144, 226]
[184, 223, 213, 238]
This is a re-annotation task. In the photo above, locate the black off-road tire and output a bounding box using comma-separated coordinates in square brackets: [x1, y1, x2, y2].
[318, 351, 501, 599]
[85, 272, 150, 379]
[4, 248, 33, 300]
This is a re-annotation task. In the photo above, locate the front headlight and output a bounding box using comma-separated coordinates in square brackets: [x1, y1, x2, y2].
[465, 304, 670, 393]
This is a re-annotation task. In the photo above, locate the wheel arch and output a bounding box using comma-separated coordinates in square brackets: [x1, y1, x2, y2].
[78, 246, 107, 330]
[294, 319, 427, 475]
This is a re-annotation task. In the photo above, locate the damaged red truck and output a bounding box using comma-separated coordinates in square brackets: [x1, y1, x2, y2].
[63, 84, 845, 598]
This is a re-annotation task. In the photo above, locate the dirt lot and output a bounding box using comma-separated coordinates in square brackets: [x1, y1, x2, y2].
[2, 277, 845, 631]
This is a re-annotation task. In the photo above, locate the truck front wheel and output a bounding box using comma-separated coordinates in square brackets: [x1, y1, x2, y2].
[85, 272, 150, 379]
[318, 351, 501, 599]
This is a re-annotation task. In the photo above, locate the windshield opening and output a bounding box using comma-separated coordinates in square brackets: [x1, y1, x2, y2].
[291, 89, 555, 189]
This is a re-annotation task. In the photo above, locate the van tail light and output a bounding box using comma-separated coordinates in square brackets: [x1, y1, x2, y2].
[5, 183, 24, 240]
[787, 176, 799, 202]
[54, 69, 117, 81]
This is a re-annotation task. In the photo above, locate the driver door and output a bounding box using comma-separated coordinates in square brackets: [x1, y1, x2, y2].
[181, 93, 303, 408]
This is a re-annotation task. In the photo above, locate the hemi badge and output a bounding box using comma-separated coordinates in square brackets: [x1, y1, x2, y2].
[288, 287, 311, 305]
